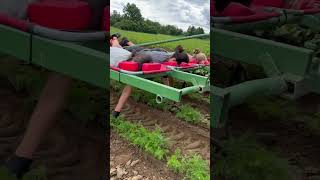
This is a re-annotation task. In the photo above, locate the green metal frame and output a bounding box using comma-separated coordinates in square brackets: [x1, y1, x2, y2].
[110, 33, 210, 103]
[212, 20, 320, 128]
[111, 68, 210, 102]
[0, 25, 108, 88]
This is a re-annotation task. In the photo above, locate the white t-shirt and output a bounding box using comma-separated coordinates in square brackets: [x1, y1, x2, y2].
[110, 47, 132, 67]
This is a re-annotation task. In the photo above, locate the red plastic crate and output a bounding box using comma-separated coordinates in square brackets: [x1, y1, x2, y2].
[142, 63, 161, 71]
[163, 61, 178, 66]
[28, 0, 92, 30]
[102, 6, 109, 31]
[118, 61, 139, 71]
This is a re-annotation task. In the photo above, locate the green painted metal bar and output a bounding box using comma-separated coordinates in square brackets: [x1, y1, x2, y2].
[212, 28, 314, 76]
[181, 86, 201, 95]
[169, 70, 209, 87]
[0, 24, 108, 88]
[32, 36, 107, 88]
[110, 69, 210, 102]
[118, 72, 182, 102]
[211, 76, 288, 128]
[128, 34, 209, 48]
[0, 25, 30, 61]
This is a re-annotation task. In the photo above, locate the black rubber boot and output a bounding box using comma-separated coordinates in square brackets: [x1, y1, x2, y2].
[4, 155, 33, 179]
[112, 111, 120, 119]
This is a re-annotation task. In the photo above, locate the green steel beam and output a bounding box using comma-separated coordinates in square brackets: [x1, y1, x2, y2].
[110, 68, 210, 102]
[118, 72, 182, 102]
[0, 25, 30, 61]
[212, 28, 314, 76]
[169, 70, 209, 87]
[32, 36, 107, 88]
[0, 25, 108, 88]
[211, 76, 288, 128]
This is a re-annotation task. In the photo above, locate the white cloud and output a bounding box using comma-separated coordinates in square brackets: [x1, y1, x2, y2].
[111, 0, 210, 33]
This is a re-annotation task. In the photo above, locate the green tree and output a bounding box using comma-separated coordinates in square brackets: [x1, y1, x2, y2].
[123, 3, 143, 22]
[110, 10, 123, 26]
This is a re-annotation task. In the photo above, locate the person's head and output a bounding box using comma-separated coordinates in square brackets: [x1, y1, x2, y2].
[193, 48, 201, 55]
[175, 45, 184, 53]
[194, 53, 207, 64]
[175, 52, 189, 65]
[130, 54, 152, 71]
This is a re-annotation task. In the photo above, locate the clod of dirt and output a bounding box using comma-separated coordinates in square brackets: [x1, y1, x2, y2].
[130, 159, 140, 167]
[116, 154, 131, 165]
[110, 168, 117, 176]
[185, 140, 201, 149]
[116, 166, 128, 178]
[131, 175, 143, 180]
[133, 170, 138, 175]
[305, 167, 320, 175]
[126, 160, 132, 166]
[310, 175, 320, 180]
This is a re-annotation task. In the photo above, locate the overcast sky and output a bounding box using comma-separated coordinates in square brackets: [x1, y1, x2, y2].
[111, 0, 210, 33]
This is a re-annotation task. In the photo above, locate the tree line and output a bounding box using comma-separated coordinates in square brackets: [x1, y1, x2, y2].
[110, 3, 205, 36]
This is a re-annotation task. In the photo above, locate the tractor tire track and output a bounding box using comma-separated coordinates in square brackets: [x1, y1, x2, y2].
[110, 93, 210, 164]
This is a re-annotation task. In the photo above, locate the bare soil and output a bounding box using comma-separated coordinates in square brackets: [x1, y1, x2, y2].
[110, 130, 181, 180]
[217, 94, 320, 180]
[110, 93, 210, 164]
[0, 85, 106, 180]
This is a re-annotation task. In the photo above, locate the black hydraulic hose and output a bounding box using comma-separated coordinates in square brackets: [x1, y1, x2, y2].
[31, 25, 107, 42]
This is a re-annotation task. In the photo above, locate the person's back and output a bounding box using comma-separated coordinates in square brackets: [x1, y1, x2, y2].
[110, 47, 132, 67]
[135, 49, 174, 63]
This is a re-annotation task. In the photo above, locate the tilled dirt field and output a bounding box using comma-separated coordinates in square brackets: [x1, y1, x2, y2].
[0, 85, 106, 180]
[110, 130, 181, 180]
[220, 94, 320, 180]
[110, 93, 210, 164]
[110, 90, 210, 179]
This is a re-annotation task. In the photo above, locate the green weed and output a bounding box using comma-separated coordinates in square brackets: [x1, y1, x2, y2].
[176, 105, 204, 124]
[111, 116, 169, 160]
[214, 134, 291, 180]
[167, 149, 210, 180]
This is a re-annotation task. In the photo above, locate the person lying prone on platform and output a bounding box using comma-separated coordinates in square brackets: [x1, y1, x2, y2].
[193, 48, 209, 64]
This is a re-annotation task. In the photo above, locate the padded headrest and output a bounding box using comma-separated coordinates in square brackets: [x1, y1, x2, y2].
[142, 63, 161, 71]
[163, 61, 178, 66]
[118, 61, 139, 71]
[220, 2, 255, 17]
[102, 6, 109, 31]
[28, 0, 92, 30]
[251, 0, 284, 8]
[211, 0, 216, 16]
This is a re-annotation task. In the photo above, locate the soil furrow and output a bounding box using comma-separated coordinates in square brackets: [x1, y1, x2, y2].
[110, 93, 210, 164]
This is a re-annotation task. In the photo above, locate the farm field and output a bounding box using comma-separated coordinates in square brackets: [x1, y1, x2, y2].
[111, 27, 210, 56]
[110, 26, 211, 179]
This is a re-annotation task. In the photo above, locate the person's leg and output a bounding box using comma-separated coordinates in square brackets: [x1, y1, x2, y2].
[15, 72, 72, 158]
[4, 72, 72, 178]
[112, 37, 137, 118]
[113, 85, 132, 118]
